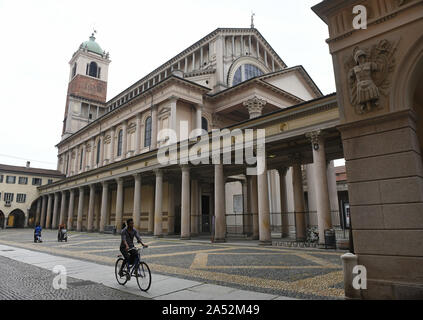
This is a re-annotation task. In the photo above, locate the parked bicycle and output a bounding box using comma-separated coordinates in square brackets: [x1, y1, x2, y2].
[115, 245, 151, 292]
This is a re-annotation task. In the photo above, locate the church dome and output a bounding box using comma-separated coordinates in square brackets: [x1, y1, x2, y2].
[80, 33, 103, 55]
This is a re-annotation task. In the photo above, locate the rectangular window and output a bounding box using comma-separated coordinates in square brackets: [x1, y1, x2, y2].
[4, 193, 13, 202]
[18, 176, 28, 185]
[48, 179, 53, 184]
[0, 175, 3, 183]
[16, 194, 26, 203]
[32, 178, 42, 185]
[6, 176, 16, 184]
[233, 195, 243, 213]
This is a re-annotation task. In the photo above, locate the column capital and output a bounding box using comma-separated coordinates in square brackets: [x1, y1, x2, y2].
[278, 167, 288, 177]
[133, 173, 142, 180]
[180, 165, 190, 172]
[89, 184, 95, 191]
[115, 177, 124, 184]
[243, 96, 267, 119]
[102, 181, 109, 188]
[78, 186, 84, 192]
[154, 169, 163, 177]
[305, 130, 324, 150]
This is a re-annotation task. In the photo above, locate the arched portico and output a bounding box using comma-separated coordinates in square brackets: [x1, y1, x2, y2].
[0, 211, 5, 229]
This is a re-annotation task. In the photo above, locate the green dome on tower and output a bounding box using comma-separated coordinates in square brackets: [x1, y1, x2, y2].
[80, 33, 104, 55]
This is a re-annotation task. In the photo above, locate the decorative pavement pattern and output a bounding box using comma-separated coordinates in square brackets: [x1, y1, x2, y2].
[0, 229, 345, 300]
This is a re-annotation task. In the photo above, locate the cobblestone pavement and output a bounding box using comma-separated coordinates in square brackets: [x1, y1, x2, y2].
[0, 229, 346, 300]
[0, 255, 147, 300]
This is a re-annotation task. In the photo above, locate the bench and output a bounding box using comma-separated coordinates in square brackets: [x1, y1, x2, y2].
[104, 225, 116, 234]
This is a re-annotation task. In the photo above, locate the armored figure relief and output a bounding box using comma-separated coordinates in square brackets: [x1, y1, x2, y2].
[345, 39, 399, 114]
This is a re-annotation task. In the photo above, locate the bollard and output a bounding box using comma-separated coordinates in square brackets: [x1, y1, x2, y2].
[341, 253, 361, 299]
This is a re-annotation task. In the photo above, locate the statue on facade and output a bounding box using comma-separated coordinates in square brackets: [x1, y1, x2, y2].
[346, 39, 398, 114]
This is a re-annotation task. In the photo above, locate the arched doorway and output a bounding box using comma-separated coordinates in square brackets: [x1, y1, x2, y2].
[27, 200, 38, 228]
[7, 209, 25, 228]
[0, 211, 5, 229]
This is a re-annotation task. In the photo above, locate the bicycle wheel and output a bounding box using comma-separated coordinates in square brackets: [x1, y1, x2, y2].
[136, 261, 151, 292]
[115, 258, 128, 285]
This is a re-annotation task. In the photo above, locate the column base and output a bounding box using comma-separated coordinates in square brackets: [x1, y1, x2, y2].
[213, 238, 226, 243]
[180, 236, 191, 240]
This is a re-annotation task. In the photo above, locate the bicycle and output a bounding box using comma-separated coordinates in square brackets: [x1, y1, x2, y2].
[115, 245, 151, 292]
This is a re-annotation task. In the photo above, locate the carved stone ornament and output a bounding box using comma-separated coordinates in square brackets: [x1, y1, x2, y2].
[243, 96, 267, 119]
[305, 130, 322, 151]
[345, 39, 399, 115]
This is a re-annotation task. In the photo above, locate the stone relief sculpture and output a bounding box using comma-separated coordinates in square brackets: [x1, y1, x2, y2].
[345, 39, 399, 114]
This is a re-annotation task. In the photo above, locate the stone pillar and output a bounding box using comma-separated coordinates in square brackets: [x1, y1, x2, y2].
[35, 198, 42, 225]
[249, 175, 259, 239]
[100, 182, 109, 233]
[154, 170, 163, 237]
[257, 156, 271, 245]
[181, 166, 191, 239]
[52, 193, 60, 229]
[135, 113, 142, 155]
[45, 194, 53, 229]
[292, 163, 306, 241]
[190, 179, 199, 235]
[168, 182, 175, 235]
[148, 185, 155, 234]
[133, 174, 142, 230]
[99, 134, 105, 167]
[170, 98, 177, 132]
[327, 160, 340, 227]
[87, 184, 96, 232]
[151, 105, 158, 149]
[90, 138, 96, 169]
[196, 105, 202, 131]
[241, 179, 249, 235]
[40, 195, 47, 228]
[59, 191, 67, 226]
[243, 96, 267, 119]
[115, 178, 124, 233]
[306, 130, 332, 245]
[122, 121, 128, 159]
[278, 168, 289, 238]
[110, 127, 115, 163]
[77, 187, 85, 232]
[67, 189, 75, 230]
[214, 164, 226, 242]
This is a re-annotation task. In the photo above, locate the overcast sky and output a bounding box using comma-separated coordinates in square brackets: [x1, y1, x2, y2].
[0, 0, 337, 170]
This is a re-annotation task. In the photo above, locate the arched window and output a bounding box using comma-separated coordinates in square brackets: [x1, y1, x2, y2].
[144, 117, 152, 147]
[201, 117, 208, 132]
[117, 130, 123, 157]
[72, 63, 77, 78]
[88, 61, 98, 78]
[232, 64, 264, 86]
[96, 140, 101, 165]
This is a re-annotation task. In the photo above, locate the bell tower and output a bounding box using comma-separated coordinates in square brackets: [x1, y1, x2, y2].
[62, 32, 111, 140]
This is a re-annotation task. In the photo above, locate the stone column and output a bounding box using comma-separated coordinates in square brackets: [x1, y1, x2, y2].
[257, 156, 271, 245]
[99, 134, 105, 167]
[45, 194, 53, 229]
[133, 174, 142, 230]
[67, 189, 75, 230]
[77, 187, 85, 232]
[249, 175, 259, 239]
[35, 198, 42, 225]
[40, 195, 48, 228]
[306, 130, 332, 245]
[110, 127, 115, 163]
[151, 105, 158, 149]
[190, 179, 199, 235]
[52, 193, 60, 229]
[278, 168, 289, 238]
[135, 113, 142, 155]
[214, 164, 226, 242]
[154, 170, 163, 237]
[73, 148, 79, 174]
[196, 105, 202, 131]
[59, 191, 67, 226]
[168, 182, 175, 235]
[90, 138, 96, 169]
[170, 98, 177, 132]
[243, 96, 267, 119]
[115, 178, 124, 233]
[122, 121, 128, 159]
[87, 184, 96, 232]
[242, 179, 249, 235]
[99, 182, 109, 232]
[148, 185, 155, 234]
[292, 163, 307, 241]
[327, 160, 340, 227]
[181, 166, 191, 239]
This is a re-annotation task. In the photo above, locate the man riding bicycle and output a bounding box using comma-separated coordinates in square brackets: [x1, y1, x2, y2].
[119, 218, 147, 279]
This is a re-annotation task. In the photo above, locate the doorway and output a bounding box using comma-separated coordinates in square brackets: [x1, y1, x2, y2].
[201, 195, 211, 233]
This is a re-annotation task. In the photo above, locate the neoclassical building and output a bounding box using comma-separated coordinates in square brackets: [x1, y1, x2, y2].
[36, 28, 345, 245]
